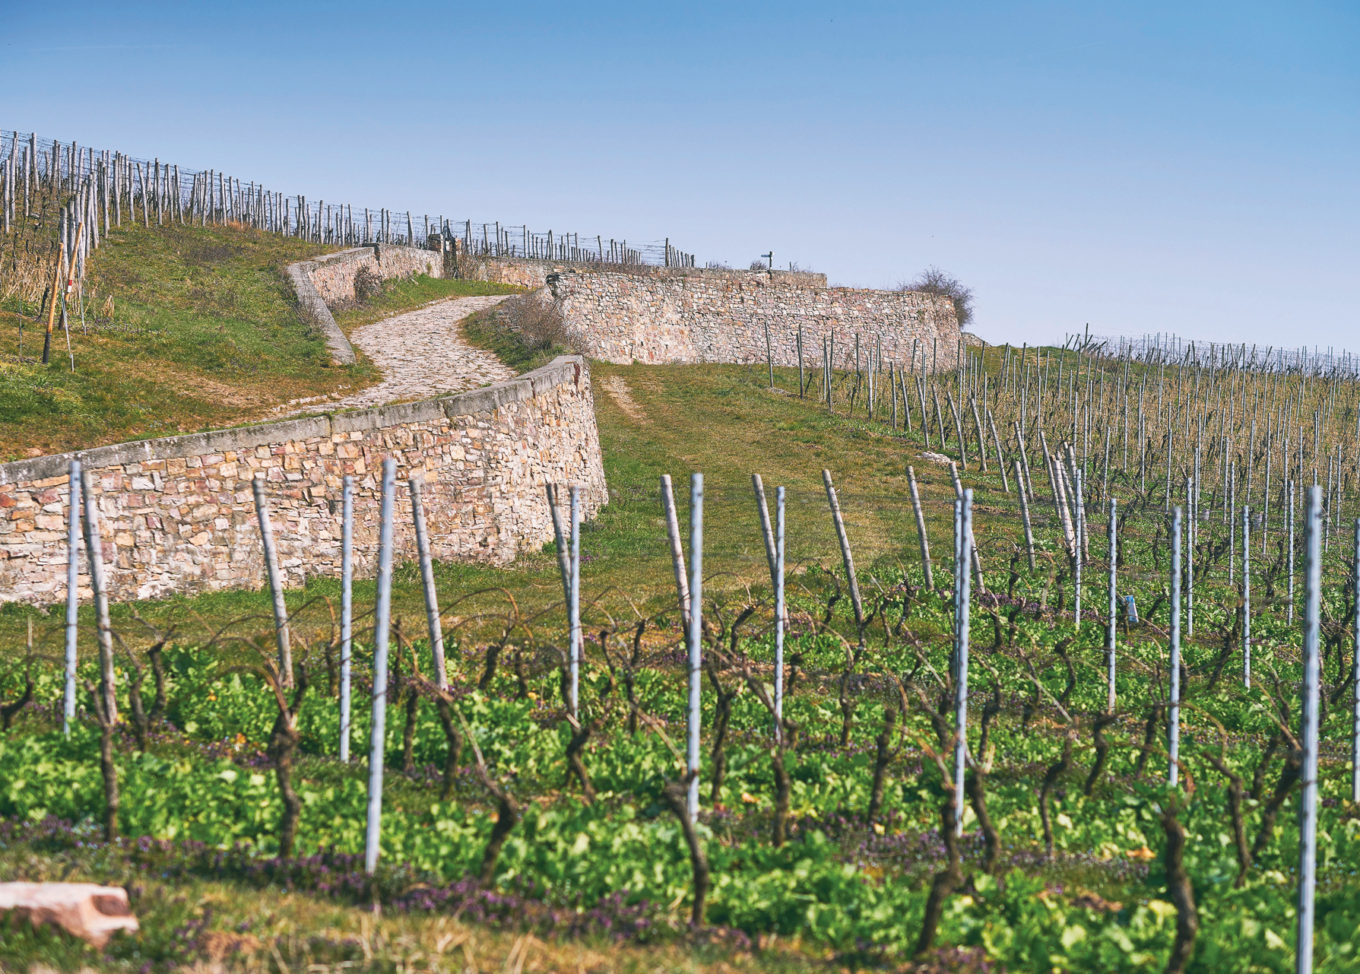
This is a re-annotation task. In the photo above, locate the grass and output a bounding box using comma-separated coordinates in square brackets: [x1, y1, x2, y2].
[461, 300, 573, 373]
[0, 223, 365, 460]
[0, 360, 967, 654]
[330, 274, 524, 334]
[0, 838, 820, 972]
[0, 227, 522, 463]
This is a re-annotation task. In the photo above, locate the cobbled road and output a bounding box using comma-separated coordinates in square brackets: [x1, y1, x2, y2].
[285, 295, 515, 414]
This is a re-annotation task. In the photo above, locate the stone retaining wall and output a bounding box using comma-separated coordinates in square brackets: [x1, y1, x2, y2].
[309, 244, 442, 305]
[0, 357, 606, 606]
[460, 257, 958, 371]
[289, 244, 444, 366]
[456, 254, 827, 291]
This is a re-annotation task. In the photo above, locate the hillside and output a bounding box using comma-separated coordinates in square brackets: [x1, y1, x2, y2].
[0, 223, 511, 461]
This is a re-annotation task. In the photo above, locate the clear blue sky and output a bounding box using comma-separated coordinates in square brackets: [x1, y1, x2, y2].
[5, 1, 1356, 348]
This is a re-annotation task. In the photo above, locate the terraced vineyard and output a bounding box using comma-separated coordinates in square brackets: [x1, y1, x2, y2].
[5, 334, 1360, 973]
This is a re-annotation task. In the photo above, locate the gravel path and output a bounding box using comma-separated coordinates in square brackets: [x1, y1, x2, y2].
[284, 295, 515, 414]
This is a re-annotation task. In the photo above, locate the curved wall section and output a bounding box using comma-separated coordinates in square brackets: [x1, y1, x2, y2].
[0, 356, 606, 605]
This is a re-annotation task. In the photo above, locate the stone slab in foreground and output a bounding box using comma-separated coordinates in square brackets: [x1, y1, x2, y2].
[0, 882, 139, 948]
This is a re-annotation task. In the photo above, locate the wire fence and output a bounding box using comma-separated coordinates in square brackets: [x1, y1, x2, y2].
[1063, 330, 1360, 378]
[0, 128, 698, 294]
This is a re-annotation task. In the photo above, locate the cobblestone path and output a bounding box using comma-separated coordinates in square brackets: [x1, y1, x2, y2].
[284, 295, 514, 414]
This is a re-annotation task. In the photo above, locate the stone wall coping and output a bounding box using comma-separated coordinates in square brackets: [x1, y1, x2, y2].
[470, 255, 828, 288]
[291, 243, 441, 368]
[286, 257, 358, 368]
[0, 356, 587, 487]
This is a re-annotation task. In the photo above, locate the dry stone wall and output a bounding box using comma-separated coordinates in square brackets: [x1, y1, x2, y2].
[289, 244, 444, 366]
[458, 254, 826, 291]
[460, 257, 958, 371]
[307, 244, 442, 305]
[0, 357, 606, 606]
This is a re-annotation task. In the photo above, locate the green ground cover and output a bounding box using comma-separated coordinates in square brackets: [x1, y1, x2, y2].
[3, 342, 1359, 971]
[0, 226, 515, 461]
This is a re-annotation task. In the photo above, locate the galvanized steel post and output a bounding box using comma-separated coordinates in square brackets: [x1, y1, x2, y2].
[364, 458, 396, 875]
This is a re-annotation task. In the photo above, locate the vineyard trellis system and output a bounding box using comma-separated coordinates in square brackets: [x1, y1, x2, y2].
[9, 317, 1360, 965]
[0, 128, 697, 365]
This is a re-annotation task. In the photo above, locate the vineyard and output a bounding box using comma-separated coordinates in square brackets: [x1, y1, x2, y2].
[4, 334, 1360, 973]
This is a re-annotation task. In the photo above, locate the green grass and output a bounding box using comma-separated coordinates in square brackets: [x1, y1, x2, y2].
[0, 228, 528, 462]
[330, 274, 524, 334]
[0, 360, 967, 654]
[0, 841, 819, 972]
[460, 301, 572, 373]
[0, 223, 367, 460]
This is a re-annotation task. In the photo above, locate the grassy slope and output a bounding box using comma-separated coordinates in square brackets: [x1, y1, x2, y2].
[0, 224, 345, 459]
[460, 300, 571, 373]
[0, 226, 516, 461]
[0, 360, 971, 651]
[0, 849, 816, 973]
[0, 358, 960, 972]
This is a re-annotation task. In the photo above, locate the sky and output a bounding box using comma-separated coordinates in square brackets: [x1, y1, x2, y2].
[4, 1, 1356, 348]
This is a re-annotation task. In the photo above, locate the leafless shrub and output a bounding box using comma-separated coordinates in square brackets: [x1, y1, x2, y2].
[495, 291, 576, 353]
[353, 264, 383, 303]
[900, 266, 974, 328]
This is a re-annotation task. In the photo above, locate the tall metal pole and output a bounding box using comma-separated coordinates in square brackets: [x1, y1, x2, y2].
[1242, 504, 1251, 688]
[1074, 468, 1084, 629]
[569, 486, 582, 718]
[686, 473, 704, 823]
[1106, 496, 1117, 713]
[410, 477, 447, 688]
[79, 467, 116, 724]
[1169, 506, 1182, 787]
[660, 475, 691, 629]
[953, 490, 973, 837]
[252, 476, 292, 686]
[64, 457, 81, 736]
[1016, 459, 1036, 571]
[1297, 485, 1323, 974]
[822, 469, 865, 633]
[908, 466, 935, 587]
[364, 458, 396, 875]
[1288, 479, 1297, 624]
[339, 476, 353, 762]
[774, 485, 786, 740]
[1186, 477, 1195, 640]
[1352, 517, 1360, 803]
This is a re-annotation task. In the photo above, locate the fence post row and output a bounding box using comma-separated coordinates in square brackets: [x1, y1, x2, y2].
[0, 131, 698, 312]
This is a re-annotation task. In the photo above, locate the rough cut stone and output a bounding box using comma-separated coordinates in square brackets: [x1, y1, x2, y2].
[462, 257, 962, 371]
[0, 356, 607, 606]
[0, 882, 140, 947]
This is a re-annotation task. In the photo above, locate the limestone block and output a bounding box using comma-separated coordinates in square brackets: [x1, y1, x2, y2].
[0, 881, 139, 948]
